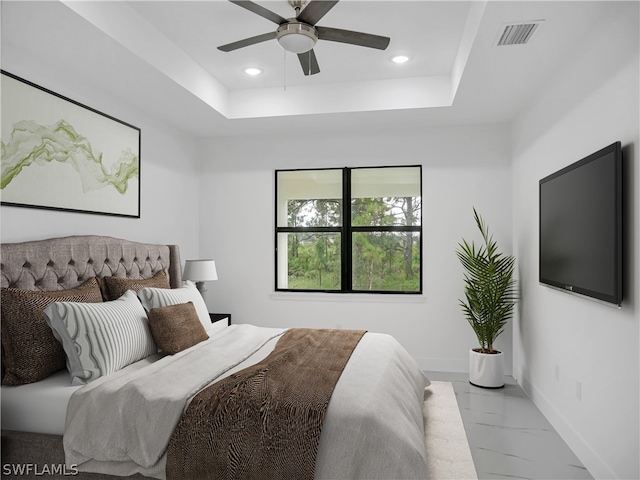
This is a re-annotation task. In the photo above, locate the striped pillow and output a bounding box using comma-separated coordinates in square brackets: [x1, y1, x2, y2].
[138, 281, 210, 331]
[44, 290, 156, 385]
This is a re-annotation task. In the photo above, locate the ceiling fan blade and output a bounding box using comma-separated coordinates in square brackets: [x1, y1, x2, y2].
[296, 0, 339, 26]
[298, 49, 320, 76]
[228, 0, 287, 25]
[316, 26, 390, 50]
[218, 31, 276, 52]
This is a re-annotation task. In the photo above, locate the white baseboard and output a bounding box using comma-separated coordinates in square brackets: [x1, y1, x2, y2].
[513, 367, 616, 479]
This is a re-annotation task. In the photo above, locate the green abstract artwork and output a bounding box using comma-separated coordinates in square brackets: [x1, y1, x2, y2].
[1, 120, 138, 194]
[0, 71, 140, 217]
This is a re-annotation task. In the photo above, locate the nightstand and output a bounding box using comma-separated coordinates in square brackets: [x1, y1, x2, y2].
[209, 313, 231, 326]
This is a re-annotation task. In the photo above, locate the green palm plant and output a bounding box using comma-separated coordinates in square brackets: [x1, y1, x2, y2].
[456, 209, 518, 354]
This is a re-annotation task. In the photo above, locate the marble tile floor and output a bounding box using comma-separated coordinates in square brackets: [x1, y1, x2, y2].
[425, 371, 593, 480]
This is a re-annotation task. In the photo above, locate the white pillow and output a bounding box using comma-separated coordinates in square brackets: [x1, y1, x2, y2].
[44, 290, 156, 386]
[137, 281, 211, 331]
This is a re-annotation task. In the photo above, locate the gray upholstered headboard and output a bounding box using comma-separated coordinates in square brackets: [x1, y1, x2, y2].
[0, 235, 182, 291]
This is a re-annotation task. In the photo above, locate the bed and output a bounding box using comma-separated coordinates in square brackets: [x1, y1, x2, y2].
[1, 235, 429, 480]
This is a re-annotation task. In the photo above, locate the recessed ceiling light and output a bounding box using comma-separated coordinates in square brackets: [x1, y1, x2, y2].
[391, 55, 410, 64]
[244, 67, 263, 76]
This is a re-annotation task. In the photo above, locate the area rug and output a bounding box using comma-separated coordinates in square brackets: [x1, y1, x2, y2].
[423, 381, 478, 480]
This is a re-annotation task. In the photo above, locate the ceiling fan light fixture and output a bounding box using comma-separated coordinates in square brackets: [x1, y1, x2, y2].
[276, 22, 318, 54]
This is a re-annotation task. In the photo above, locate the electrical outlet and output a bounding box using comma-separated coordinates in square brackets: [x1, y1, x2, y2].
[576, 381, 582, 401]
[554, 364, 560, 382]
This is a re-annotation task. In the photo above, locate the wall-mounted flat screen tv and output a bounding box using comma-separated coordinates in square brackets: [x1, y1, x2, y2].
[539, 141, 622, 306]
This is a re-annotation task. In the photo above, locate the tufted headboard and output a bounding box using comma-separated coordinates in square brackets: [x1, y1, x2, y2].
[0, 235, 182, 291]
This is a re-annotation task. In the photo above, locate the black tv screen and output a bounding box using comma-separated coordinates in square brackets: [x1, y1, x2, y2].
[539, 141, 622, 305]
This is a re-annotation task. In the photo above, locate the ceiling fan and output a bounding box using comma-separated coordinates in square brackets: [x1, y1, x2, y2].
[218, 0, 390, 76]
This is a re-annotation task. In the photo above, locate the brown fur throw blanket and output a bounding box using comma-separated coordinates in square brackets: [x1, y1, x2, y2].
[166, 328, 366, 480]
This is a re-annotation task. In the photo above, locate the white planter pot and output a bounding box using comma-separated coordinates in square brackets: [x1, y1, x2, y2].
[469, 348, 505, 388]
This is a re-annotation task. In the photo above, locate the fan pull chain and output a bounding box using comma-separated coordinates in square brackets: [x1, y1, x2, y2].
[306, 37, 312, 75]
[283, 48, 287, 92]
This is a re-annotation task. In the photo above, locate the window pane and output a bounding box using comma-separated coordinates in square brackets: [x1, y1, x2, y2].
[277, 169, 342, 227]
[351, 167, 421, 227]
[351, 197, 421, 227]
[352, 232, 420, 292]
[277, 232, 341, 290]
[288, 199, 342, 227]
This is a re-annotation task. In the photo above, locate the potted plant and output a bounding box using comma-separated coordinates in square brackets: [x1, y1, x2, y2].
[456, 208, 518, 388]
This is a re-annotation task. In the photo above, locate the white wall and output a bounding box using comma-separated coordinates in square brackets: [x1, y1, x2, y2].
[198, 124, 513, 372]
[0, 50, 202, 261]
[511, 3, 639, 478]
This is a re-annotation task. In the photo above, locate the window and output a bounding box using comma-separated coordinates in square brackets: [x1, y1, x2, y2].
[275, 166, 422, 293]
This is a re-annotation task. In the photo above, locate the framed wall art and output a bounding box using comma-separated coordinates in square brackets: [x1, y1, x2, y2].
[1, 71, 141, 218]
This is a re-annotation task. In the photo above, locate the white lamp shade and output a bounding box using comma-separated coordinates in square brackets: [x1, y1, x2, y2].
[183, 259, 218, 282]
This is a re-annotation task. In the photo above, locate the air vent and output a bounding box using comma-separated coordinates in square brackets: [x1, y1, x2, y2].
[496, 20, 544, 46]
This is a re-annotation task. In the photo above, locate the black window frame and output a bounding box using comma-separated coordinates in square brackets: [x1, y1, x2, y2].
[275, 165, 423, 294]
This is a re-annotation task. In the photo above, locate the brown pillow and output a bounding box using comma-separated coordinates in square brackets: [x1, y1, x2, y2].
[1, 277, 103, 385]
[147, 302, 209, 355]
[104, 270, 170, 300]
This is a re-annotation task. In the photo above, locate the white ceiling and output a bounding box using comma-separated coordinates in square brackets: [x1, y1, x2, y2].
[1, 1, 616, 138]
[128, 1, 471, 89]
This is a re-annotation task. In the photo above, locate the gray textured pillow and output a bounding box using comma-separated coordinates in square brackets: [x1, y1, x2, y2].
[148, 302, 209, 354]
[44, 290, 157, 385]
[1, 278, 103, 385]
[104, 270, 170, 300]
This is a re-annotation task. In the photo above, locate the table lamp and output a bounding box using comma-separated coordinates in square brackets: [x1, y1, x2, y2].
[183, 259, 218, 294]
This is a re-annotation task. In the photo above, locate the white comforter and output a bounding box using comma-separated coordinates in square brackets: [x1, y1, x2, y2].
[64, 324, 429, 479]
